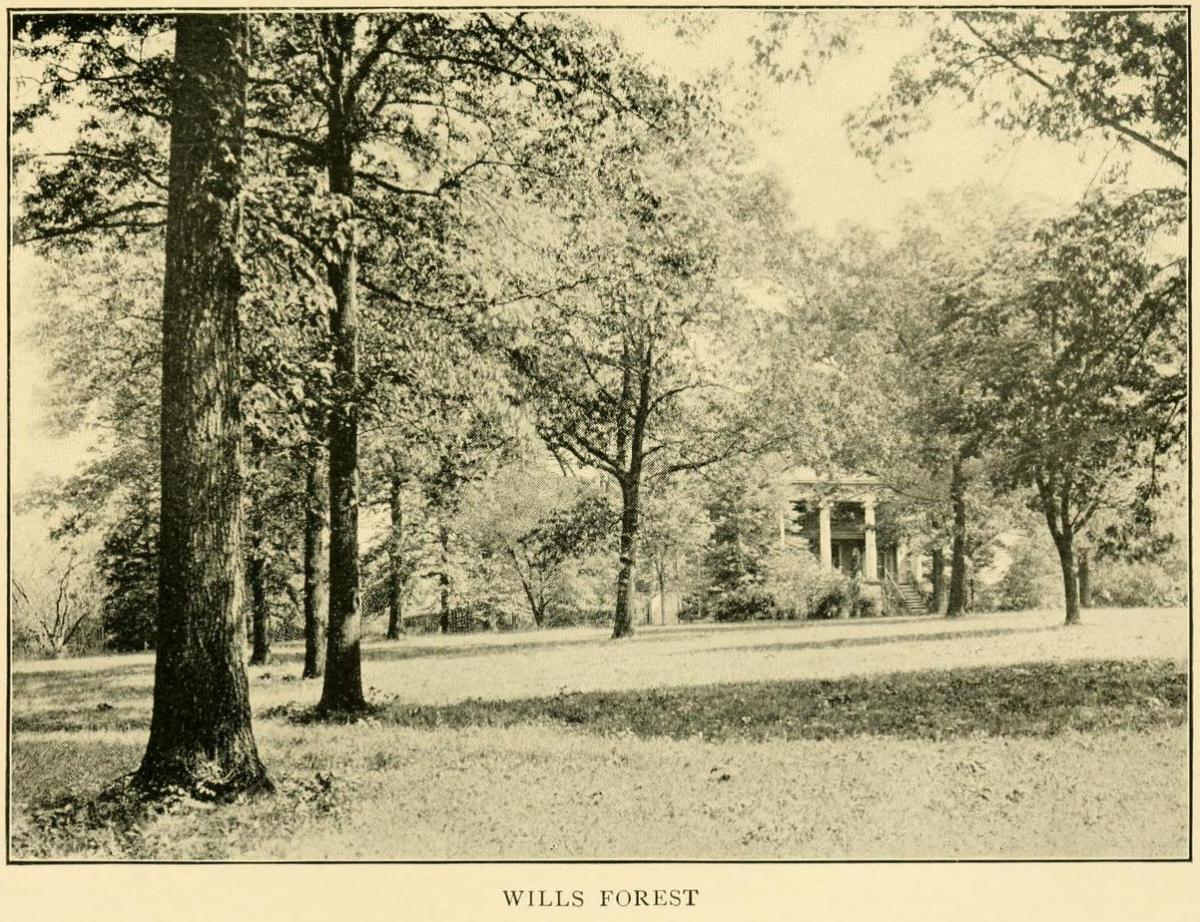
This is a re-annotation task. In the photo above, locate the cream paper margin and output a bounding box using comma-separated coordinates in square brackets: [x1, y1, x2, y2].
[0, 2, 1196, 919]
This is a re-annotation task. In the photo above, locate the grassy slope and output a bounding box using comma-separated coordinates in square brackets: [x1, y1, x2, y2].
[9, 607, 1190, 860]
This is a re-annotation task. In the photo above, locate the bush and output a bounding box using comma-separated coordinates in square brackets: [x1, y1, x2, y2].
[762, 550, 860, 620]
[811, 576, 859, 619]
[543, 607, 612, 629]
[1089, 559, 1186, 608]
[679, 551, 870, 622]
[984, 538, 1061, 612]
[709, 587, 777, 622]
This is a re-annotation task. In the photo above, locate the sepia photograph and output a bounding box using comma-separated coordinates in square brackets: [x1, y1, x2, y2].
[5, 5, 1190, 866]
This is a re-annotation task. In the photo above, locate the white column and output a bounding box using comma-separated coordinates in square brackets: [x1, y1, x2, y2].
[863, 497, 878, 582]
[818, 500, 832, 570]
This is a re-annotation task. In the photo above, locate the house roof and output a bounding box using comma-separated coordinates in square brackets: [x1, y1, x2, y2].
[779, 466, 889, 503]
[781, 466, 883, 488]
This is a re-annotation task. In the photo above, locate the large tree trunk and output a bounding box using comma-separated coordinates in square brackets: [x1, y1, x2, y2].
[246, 495, 270, 665]
[1039, 480, 1083, 626]
[1077, 548, 1092, 608]
[656, 561, 667, 626]
[386, 473, 405, 640]
[438, 524, 451, 633]
[612, 477, 641, 639]
[247, 527, 270, 666]
[946, 456, 968, 618]
[302, 445, 329, 678]
[318, 14, 367, 714]
[930, 547, 947, 614]
[1055, 533, 1082, 625]
[134, 15, 269, 798]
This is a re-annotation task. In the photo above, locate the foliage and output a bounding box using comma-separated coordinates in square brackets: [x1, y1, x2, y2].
[840, 8, 1188, 625]
[700, 586, 777, 624]
[684, 549, 865, 623]
[983, 537, 1061, 613]
[96, 501, 158, 651]
[848, 10, 1187, 172]
[458, 469, 616, 626]
[491, 78, 790, 634]
[11, 544, 105, 658]
[1088, 560, 1187, 609]
[694, 463, 781, 599]
[941, 188, 1185, 622]
[761, 550, 859, 620]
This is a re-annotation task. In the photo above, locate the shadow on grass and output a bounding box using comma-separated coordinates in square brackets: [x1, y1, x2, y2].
[266, 614, 997, 669]
[14, 660, 154, 697]
[12, 662, 156, 734]
[696, 623, 1060, 658]
[10, 735, 144, 809]
[379, 659, 1187, 743]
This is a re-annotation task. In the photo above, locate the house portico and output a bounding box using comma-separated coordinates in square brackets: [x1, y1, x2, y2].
[777, 469, 927, 614]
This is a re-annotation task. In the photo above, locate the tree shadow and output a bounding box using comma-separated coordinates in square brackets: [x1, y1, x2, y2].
[378, 659, 1187, 744]
[694, 623, 1061, 657]
[13, 661, 156, 733]
[10, 734, 143, 810]
[267, 616, 970, 668]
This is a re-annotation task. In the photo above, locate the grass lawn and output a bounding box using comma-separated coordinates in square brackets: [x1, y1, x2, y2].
[9, 606, 1190, 860]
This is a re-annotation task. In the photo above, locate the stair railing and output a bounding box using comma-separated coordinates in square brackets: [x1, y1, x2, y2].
[881, 573, 910, 617]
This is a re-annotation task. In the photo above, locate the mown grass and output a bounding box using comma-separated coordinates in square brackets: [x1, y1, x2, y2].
[9, 609, 1190, 860]
[372, 659, 1187, 742]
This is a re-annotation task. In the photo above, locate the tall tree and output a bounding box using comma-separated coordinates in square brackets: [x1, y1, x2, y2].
[459, 469, 615, 628]
[944, 190, 1186, 624]
[503, 137, 778, 637]
[302, 444, 330, 675]
[249, 10, 655, 707]
[134, 14, 270, 797]
[16, 9, 665, 697]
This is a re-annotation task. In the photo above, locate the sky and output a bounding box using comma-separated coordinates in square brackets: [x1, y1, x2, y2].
[596, 9, 1176, 235]
[8, 9, 1183, 501]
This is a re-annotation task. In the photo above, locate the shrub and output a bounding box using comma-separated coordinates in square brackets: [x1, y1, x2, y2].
[986, 537, 1061, 612]
[710, 587, 777, 622]
[762, 550, 860, 620]
[851, 587, 881, 619]
[681, 551, 877, 622]
[543, 607, 612, 629]
[1089, 559, 1186, 608]
[810, 577, 858, 619]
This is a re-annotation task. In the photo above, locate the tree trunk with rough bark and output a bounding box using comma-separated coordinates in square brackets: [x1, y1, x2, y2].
[246, 495, 270, 665]
[612, 477, 641, 639]
[318, 14, 367, 714]
[1077, 549, 1091, 608]
[1056, 534, 1081, 625]
[656, 561, 667, 626]
[386, 473, 405, 640]
[946, 456, 968, 618]
[930, 547, 947, 614]
[438, 524, 452, 633]
[1038, 477, 1083, 626]
[302, 446, 328, 678]
[134, 14, 270, 798]
[247, 530, 270, 666]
